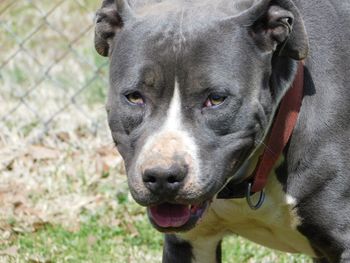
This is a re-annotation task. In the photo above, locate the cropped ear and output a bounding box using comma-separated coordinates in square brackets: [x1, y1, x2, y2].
[94, 0, 134, 57]
[249, 0, 309, 60]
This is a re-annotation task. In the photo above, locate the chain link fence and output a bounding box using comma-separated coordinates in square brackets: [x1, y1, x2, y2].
[0, 1, 132, 251]
[0, 0, 109, 145]
[0, 2, 317, 262]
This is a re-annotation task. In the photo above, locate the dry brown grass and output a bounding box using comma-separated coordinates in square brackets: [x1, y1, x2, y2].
[0, 1, 312, 262]
[0, 0, 129, 250]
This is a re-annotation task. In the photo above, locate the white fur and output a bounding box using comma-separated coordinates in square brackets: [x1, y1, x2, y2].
[136, 79, 200, 179]
[285, 194, 297, 206]
[163, 80, 183, 131]
[179, 159, 316, 260]
[191, 235, 222, 263]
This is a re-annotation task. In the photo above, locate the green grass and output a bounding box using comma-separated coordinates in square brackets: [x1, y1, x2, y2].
[1, 204, 157, 262]
[7, 217, 161, 262]
[222, 238, 311, 263]
[1, 203, 312, 263]
[1, 1, 313, 262]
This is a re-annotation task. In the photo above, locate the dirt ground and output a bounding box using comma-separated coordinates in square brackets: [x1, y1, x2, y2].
[0, 0, 127, 251]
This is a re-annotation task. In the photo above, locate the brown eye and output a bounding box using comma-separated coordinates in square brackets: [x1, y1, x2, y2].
[125, 92, 145, 105]
[204, 94, 226, 108]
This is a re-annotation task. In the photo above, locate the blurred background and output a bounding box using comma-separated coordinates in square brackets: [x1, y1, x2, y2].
[0, 1, 311, 262]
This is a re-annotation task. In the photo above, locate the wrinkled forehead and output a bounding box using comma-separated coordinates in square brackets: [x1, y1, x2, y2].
[113, 9, 215, 59]
[112, 0, 254, 57]
[109, 0, 259, 90]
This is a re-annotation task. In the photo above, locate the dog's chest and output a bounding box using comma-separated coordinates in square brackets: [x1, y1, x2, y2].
[209, 175, 316, 256]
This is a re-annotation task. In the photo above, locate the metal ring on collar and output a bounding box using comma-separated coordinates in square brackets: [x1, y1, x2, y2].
[246, 182, 265, 210]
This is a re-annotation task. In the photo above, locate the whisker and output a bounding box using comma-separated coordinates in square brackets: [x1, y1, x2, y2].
[254, 138, 277, 156]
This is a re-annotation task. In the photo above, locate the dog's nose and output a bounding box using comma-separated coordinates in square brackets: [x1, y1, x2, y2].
[142, 164, 187, 195]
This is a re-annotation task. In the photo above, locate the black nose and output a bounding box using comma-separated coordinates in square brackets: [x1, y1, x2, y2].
[142, 164, 187, 195]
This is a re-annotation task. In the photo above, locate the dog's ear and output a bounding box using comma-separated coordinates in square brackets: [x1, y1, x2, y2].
[244, 0, 309, 60]
[94, 0, 134, 57]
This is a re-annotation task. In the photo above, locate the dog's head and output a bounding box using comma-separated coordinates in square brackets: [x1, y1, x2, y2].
[95, 0, 308, 232]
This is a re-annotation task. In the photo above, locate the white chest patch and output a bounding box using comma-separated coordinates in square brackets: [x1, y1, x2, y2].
[210, 176, 315, 256]
[180, 170, 316, 259]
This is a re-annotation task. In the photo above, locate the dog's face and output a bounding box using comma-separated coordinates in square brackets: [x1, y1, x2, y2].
[95, 0, 308, 232]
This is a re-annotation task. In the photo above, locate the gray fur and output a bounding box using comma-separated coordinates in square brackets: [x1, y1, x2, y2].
[94, 0, 350, 262]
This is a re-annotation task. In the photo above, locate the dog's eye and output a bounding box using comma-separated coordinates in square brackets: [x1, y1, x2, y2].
[125, 92, 145, 105]
[204, 93, 226, 108]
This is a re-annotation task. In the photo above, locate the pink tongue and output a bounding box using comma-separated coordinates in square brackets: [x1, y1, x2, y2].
[149, 203, 191, 228]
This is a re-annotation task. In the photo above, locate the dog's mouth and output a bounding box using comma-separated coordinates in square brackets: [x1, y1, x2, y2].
[147, 201, 209, 232]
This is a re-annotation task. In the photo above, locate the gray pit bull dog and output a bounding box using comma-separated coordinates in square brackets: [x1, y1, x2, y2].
[94, 0, 350, 262]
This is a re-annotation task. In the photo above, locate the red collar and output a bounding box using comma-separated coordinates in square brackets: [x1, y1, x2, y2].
[217, 62, 304, 205]
[251, 61, 304, 193]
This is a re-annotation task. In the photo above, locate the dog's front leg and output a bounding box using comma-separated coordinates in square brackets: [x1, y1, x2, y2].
[163, 234, 222, 263]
